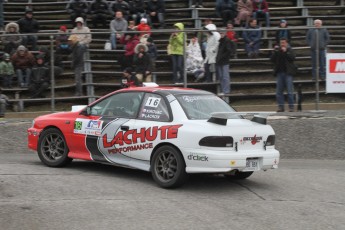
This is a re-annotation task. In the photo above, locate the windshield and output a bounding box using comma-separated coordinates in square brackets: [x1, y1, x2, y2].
[175, 94, 238, 120]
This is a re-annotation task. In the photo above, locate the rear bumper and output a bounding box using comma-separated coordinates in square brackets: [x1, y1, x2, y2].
[181, 147, 280, 173]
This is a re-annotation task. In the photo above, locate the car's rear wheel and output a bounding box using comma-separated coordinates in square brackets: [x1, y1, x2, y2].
[151, 145, 187, 188]
[224, 170, 254, 180]
[37, 128, 72, 167]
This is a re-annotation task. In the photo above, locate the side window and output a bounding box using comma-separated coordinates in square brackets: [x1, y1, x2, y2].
[138, 93, 170, 122]
[90, 92, 144, 118]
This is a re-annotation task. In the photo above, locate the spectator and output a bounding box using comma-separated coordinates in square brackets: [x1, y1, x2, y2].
[306, 19, 330, 81]
[119, 30, 140, 70]
[71, 17, 92, 47]
[271, 38, 296, 112]
[226, 22, 238, 58]
[252, 0, 270, 27]
[133, 43, 152, 82]
[128, 20, 136, 30]
[1, 22, 22, 55]
[68, 35, 87, 96]
[203, 23, 220, 82]
[109, 0, 131, 21]
[198, 18, 213, 59]
[120, 67, 141, 88]
[110, 11, 128, 50]
[0, 0, 4, 31]
[135, 18, 151, 38]
[55, 25, 71, 55]
[66, 0, 88, 26]
[186, 35, 203, 74]
[17, 8, 40, 51]
[146, 0, 165, 29]
[38, 46, 64, 78]
[216, 0, 238, 27]
[168, 23, 185, 84]
[0, 88, 9, 118]
[216, 29, 234, 95]
[234, 0, 253, 27]
[242, 19, 261, 58]
[11, 45, 35, 87]
[130, 0, 146, 25]
[29, 54, 50, 98]
[0, 53, 15, 88]
[275, 19, 291, 45]
[191, 0, 203, 8]
[89, 0, 110, 28]
[146, 37, 158, 81]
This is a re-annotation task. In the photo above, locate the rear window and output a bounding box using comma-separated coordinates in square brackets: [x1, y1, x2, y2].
[175, 94, 237, 120]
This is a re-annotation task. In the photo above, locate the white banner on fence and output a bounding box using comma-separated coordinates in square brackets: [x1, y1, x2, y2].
[326, 53, 345, 93]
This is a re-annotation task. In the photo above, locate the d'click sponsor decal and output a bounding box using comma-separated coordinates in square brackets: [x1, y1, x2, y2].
[187, 153, 208, 161]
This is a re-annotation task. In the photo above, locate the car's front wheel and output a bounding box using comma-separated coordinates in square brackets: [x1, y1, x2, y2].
[37, 128, 72, 167]
[151, 145, 187, 188]
[224, 171, 253, 180]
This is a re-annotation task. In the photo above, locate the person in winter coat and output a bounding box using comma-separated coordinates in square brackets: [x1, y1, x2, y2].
[275, 19, 291, 45]
[17, 9, 40, 51]
[66, 0, 88, 26]
[146, 0, 165, 29]
[71, 17, 92, 47]
[146, 37, 157, 81]
[120, 67, 142, 88]
[242, 19, 262, 58]
[204, 23, 220, 82]
[306, 19, 330, 81]
[135, 18, 151, 38]
[133, 43, 152, 82]
[110, 11, 128, 50]
[1, 22, 22, 55]
[68, 34, 87, 96]
[119, 30, 140, 70]
[271, 38, 296, 112]
[226, 22, 238, 58]
[29, 54, 50, 98]
[252, 0, 270, 27]
[168, 22, 185, 84]
[234, 0, 252, 27]
[0, 88, 9, 118]
[130, 0, 146, 25]
[89, 0, 110, 28]
[55, 25, 71, 55]
[186, 35, 203, 73]
[10, 45, 36, 87]
[216, 0, 238, 26]
[216, 29, 234, 95]
[109, 0, 131, 21]
[0, 53, 15, 88]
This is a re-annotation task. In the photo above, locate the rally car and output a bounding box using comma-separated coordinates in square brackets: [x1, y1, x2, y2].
[28, 87, 279, 188]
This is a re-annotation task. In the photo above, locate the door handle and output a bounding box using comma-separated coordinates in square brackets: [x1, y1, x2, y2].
[121, 126, 129, 131]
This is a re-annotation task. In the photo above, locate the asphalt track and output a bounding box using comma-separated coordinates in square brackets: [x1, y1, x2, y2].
[0, 112, 344, 230]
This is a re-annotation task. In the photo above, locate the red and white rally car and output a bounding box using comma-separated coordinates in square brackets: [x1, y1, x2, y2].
[28, 86, 279, 188]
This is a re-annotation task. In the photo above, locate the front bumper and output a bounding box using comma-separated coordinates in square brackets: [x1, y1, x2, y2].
[27, 127, 41, 151]
[181, 147, 280, 173]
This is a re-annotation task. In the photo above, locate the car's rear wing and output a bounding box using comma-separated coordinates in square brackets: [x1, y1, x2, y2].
[208, 112, 276, 125]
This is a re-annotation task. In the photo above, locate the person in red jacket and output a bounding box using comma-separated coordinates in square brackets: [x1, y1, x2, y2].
[119, 30, 139, 70]
[226, 22, 238, 58]
[135, 18, 151, 38]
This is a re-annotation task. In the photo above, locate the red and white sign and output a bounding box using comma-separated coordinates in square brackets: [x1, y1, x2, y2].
[326, 53, 345, 93]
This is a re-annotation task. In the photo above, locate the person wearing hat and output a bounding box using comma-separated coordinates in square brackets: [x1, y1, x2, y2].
[146, 0, 166, 29]
[120, 67, 141, 88]
[55, 25, 71, 55]
[119, 29, 140, 70]
[66, 0, 88, 26]
[10, 45, 36, 87]
[0, 88, 9, 118]
[68, 34, 87, 96]
[71, 17, 92, 47]
[168, 22, 185, 84]
[275, 19, 291, 45]
[135, 18, 151, 38]
[0, 53, 15, 88]
[1, 22, 22, 55]
[17, 8, 40, 51]
[29, 54, 50, 98]
[89, 0, 111, 28]
[133, 43, 152, 82]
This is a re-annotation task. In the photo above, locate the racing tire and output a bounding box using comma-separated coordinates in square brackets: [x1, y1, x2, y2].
[224, 171, 254, 180]
[151, 145, 188, 188]
[37, 128, 72, 167]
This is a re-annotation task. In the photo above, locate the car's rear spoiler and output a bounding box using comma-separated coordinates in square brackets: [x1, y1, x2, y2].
[208, 112, 276, 125]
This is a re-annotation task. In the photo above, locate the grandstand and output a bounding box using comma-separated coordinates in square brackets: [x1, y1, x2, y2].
[1, 0, 345, 113]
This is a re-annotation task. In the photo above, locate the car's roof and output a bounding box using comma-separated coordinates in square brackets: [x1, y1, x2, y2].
[117, 87, 213, 96]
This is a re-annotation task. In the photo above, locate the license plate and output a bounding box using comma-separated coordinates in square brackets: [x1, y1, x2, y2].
[244, 159, 260, 171]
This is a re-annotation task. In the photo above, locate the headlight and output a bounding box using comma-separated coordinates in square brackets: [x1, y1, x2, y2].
[265, 135, 275, 146]
[199, 136, 234, 147]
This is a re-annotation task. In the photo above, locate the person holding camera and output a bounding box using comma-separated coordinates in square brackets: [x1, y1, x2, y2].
[271, 37, 296, 112]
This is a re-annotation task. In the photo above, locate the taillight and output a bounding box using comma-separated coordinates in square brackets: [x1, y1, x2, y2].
[265, 135, 275, 146]
[199, 136, 234, 147]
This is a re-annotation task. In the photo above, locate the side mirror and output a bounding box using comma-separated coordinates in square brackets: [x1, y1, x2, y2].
[80, 106, 91, 116]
